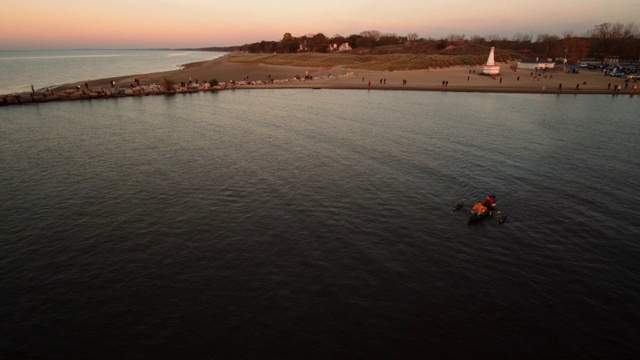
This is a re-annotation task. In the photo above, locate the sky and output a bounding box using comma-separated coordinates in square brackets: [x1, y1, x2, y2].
[1, 0, 638, 50]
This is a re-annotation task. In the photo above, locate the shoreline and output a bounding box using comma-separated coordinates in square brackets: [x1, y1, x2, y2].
[2, 55, 638, 105]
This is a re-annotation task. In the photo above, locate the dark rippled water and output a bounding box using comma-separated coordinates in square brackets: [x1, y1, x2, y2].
[1, 90, 639, 358]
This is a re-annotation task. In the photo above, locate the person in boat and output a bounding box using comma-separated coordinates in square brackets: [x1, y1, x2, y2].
[471, 202, 488, 217]
[481, 194, 496, 210]
[470, 195, 495, 217]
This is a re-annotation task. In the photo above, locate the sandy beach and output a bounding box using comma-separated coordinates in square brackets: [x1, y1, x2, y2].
[42, 54, 640, 96]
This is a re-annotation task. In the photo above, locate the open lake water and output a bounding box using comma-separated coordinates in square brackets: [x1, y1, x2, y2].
[0, 49, 224, 95]
[1, 89, 639, 358]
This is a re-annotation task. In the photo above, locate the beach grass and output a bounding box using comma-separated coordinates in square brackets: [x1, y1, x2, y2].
[225, 52, 516, 71]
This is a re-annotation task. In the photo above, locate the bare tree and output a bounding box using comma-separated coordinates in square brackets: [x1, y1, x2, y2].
[378, 33, 401, 46]
[360, 30, 382, 41]
[588, 22, 639, 58]
[355, 30, 382, 48]
[562, 35, 590, 63]
[512, 33, 531, 42]
[469, 35, 486, 44]
[485, 34, 504, 42]
[536, 33, 559, 43]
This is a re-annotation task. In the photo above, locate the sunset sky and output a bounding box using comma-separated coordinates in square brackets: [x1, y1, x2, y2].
[1, 0, 638, 50]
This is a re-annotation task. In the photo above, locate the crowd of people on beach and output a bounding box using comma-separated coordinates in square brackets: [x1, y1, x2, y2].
[8, 63, 637, 107]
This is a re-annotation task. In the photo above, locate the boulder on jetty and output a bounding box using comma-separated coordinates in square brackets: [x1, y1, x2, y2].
[19, 93, 34, 103]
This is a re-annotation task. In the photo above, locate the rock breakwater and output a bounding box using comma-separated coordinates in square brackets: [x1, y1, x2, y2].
[0, 82, 225, 107]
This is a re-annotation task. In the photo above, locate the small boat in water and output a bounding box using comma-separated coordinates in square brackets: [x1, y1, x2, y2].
[467, 208, 507, 224]
[468, 208, 493, 223]
[454, 195, 508, 224]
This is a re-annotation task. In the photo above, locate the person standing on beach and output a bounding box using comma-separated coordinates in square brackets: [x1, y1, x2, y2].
[31, 84, 34, 93]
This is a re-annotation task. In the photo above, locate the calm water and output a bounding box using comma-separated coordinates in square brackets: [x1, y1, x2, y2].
[1, 90, 639, 358]
[0, 49, 224, 95]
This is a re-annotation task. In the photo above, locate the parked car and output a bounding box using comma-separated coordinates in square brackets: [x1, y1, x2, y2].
[610, 71, 625, 77]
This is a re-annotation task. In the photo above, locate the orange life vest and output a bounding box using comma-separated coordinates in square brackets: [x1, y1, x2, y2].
[472, 203, 487, 214]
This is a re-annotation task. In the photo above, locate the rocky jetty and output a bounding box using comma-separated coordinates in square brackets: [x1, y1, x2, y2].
[0, 82, 225, 107]
[0, 74, 348, 107]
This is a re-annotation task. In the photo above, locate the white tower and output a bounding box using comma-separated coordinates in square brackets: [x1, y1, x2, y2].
[483, 47, 500, 75]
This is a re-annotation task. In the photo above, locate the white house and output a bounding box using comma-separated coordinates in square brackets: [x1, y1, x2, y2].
[517, 60, 556, 70]
[331, 43, 352, 51]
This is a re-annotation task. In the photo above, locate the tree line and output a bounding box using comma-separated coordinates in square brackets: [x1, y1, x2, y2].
[222, 22, 640, 63]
